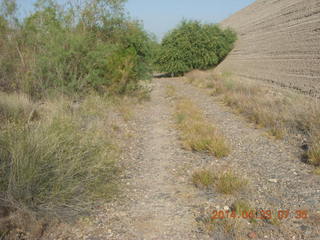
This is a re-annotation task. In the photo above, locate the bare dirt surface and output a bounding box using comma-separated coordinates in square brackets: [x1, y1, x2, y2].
[44, 78, 320, 240]
[216, 0, 320, 97]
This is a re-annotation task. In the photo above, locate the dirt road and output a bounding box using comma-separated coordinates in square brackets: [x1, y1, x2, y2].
[46, 78, 320, 240]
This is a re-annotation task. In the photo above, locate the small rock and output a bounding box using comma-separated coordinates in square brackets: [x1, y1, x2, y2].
[268, 179, 278, 183]
[248, 232, 257, 239]
[300, 225, 308, 231]
[224, 206, 230, 211]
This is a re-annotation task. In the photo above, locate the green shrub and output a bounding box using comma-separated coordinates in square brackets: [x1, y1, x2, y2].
[0, 15, 6, 28]
[0, 0, 154, 97]
[156, 20, 236, 75]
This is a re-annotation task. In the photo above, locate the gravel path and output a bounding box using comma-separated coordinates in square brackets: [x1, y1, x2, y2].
[44, 78, 320, 240]
[107, 78, 210, 239]
[47, 78, 213, 240]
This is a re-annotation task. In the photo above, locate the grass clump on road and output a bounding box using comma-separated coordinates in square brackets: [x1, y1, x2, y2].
[215, 170, 248, 194]
[308, 140, 320, 167]
[192, 169, 215, 188]
[192, 169, 248, 195]
[175, 98, 230, 158]
[231, 200, 252, 216]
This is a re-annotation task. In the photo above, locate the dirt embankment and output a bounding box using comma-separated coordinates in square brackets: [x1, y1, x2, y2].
[216, 0, 320, 97]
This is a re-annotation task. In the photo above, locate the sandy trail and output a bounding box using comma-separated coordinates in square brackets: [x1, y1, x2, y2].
[117, 78, 207, 239]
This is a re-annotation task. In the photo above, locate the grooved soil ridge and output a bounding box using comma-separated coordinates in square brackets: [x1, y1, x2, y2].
[217, 0, 320, 97]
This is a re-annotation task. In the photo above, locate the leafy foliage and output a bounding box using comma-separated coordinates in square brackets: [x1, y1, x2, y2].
[156, 20, 237, 75]
[0, 0, 154, 97]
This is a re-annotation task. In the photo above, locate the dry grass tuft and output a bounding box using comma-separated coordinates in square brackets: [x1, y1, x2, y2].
[201, 200, 254, 237]
[192, 169, 248, 195]
[202, 217, 248, 239]
[314, 168, 320, 175]
[0, 92, 36, 123]
[185, 70, 212, 89]
[113, 96, 135, 122]
[308, 140, 320, 167]
[175, 98, 230, 158]
[231, 200, 252, 216]
[192, 169, 215, 188]
[215, 170, 248, 194]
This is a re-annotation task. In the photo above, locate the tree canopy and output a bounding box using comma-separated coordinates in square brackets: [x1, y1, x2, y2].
[156, 20, 237, 75]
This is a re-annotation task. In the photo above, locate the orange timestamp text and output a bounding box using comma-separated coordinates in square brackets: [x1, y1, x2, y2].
[211, 209, 309, 220]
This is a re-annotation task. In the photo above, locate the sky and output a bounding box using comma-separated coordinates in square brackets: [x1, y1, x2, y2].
[16, 0, 255, 40]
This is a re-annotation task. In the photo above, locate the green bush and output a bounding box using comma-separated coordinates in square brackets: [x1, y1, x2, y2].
[156, 20, 237, 75]
[0, 15, 7, 32]
[0, 0, 154, 97]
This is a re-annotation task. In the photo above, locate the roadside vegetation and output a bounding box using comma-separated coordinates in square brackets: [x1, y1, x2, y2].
[0, 0, 155, 97]
[0, 0, 155, 237]
[186, 70, 320, 168]
[155, 20, 236, 76]
[0, 94, 120, 214]
[175, 98, 230, 158]
[0, 91, 137, 237]
[192, 169, 248, 194]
